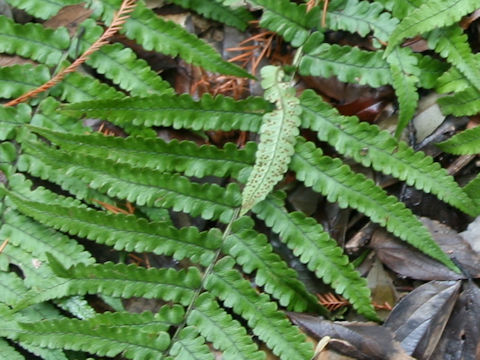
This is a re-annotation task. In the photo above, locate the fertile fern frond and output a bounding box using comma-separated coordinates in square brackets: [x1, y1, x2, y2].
[28, 126, 256, 180]
[18, 140, 241, 222]
[223, 217, 322, 312]
[436, 126, 480, 155]
[300, 90, 479, 216]
[427, 25, 480, 92]
[291, 140, 458, 271]
[17, 255, 202, 309]
[386, 0, 480, 54]
[326, 0, 398, 42]
[253, 191, 377, 320]
[167, 0, 254, 30]
[205, 257, 314, 360]
[248, 0, 314, 47]
[4, 190, 222, 267]
[0, 16, 70, 66]
[14, 315, 171, 360]
[188, 293, 265, 360]
[299, 33, 392, 87]
[3, 0, 80, 19]
[63, 94, 267, 131]
[241, 65, 301, 214]
[0, 64, 50, 99]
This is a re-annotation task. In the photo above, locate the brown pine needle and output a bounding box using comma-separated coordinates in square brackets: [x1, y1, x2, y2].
[4, 0, 137, 107]
[0, 238, 9, 254]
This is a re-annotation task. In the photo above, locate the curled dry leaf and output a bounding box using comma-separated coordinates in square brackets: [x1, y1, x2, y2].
[384, 280, 461, 360]
[370, 218, 480, 280]
[288, 313, 413, 360]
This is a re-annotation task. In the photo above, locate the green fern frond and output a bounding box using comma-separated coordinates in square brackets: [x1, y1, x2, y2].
[0, 64, 50, 99]
[223, 217, 322, 312]
[300, 90, 479, 216]
[299, 33, 392, 87]
[464, 174, 480, 205]
[416, 54, 449, 89]
[0, 104, 30, 140]
[292, 140, 458, 271]
[62, 93, 268, 131]
[15, 315, 171, 359]
[437, 87, 480, 116]
[386, 0, 480, 54]
[391, 0, 421, 19]
[74, 19, 173, 97]
[5, 190, 221, 267]
[253, 192, 377, 320]
[0, 16, 70, 66]
[206, 257, 314, 360]
[248, 0, 314, 47]
[30, 98, 88, 133]
[95, 0, 251, 78]
[0, 338, 24, 360]
[168, 326, 212, 360]
[4, 0, 81, 19]
[0, 272, 28, 306]
[437, 126, 480, 155]
[19, 140, 241, 222]
[28, 126, 255, 180]
[241, 66, 300, 214]
[167, 0, 253, 30]
[17, 255, 202, 309]
[52, 72, 125, 102]
[326, 0, 398, 42]
[427, 25, 480, 91]
[188, 293, 265, 360]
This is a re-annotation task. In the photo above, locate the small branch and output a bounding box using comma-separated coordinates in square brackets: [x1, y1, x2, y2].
[4, 0, 137, 107]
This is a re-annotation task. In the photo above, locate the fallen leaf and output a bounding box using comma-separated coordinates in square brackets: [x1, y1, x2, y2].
[430, 281, 480, 360]
[384, 280, 461, 359]
[289, 313, 413, 360]
[366, 257, 397, 320]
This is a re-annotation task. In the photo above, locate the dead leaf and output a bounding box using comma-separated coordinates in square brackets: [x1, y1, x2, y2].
[43, 4, 93, 35]
[430, 281, 480, 360]
[366, 257, 397, 320]
[384, 280, 461, 359]
[370, 217, 480, 280]
[460, 216, 480, 253]
[288, 313, 413, 360]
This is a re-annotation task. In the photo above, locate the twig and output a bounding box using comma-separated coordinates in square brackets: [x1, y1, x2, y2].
[0, 238, 9, 254]
[4, 0, 137, 107]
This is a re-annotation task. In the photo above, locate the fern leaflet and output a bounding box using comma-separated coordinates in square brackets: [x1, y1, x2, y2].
[3, 0, 81, 19]
[0, 64, 50, 99]
[436, 126, 480, 155]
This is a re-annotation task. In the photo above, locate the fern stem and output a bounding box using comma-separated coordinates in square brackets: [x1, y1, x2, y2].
[168, 207, 240, 352]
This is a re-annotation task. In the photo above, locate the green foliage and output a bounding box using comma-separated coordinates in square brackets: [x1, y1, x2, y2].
[0, 0, 478, 359]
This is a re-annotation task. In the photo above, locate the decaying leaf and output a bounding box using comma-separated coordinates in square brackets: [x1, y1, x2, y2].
[370, 218, 480, 280]
[288, 313, 413, 360]
[366, 257, 397, 320]
[384, 280, 461, 359]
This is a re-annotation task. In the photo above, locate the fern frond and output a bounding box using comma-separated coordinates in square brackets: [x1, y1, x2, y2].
[248, 0, 314, 47]
[386, 0, 480, 54]
[300, 90, 479, 216]
[253, 192, 377, 320]
[0, 65, 50, 99]
[63, 94, 267, 131]
[437, 126, 480, 155]
[241, 65, 301, 214]
[299, 33, 391, 87]
[96, 1, 251, 78]
[387, 48, 419, 137]
[206, 257, 314, 360]
[292, 140, 458, 271]
[5, 190, 222, 267]
[464, 174, 480, 205]
[438, 87, 480, 116]
[427, 25, 480, 91]
[31, 98, 88, 133]
[188, 293, 265, 360]
[223, 217, 322, 312]
[75, 19, 173, 97]
[0, 272, 28, 306]
[0, 16, 70, 66]
[326, 0, 397, 42]
[52, 72, 125, 102]
[0, 338, 24, 360]
[0, 104, 30, 140]
[17, 255, 202, 309]
[28, 126, 255, 180]
[168, 326, 212, 360]
[167, 0, 253, 30]
[19, 141, 241, 223]
[16, 315, 171, 359]
[3, 0, 81, 19]
[391, 0, 421, 19]
[416, 54, 449, 89]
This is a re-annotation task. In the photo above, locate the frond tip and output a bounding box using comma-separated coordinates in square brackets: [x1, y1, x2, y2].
[240, 65, 301, 215]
